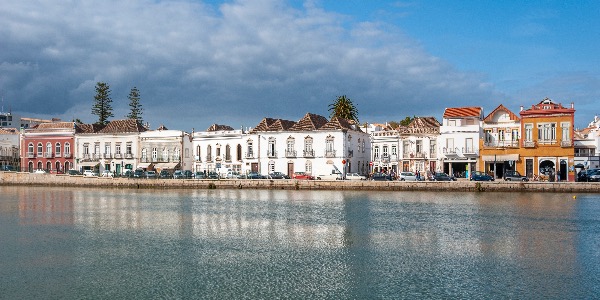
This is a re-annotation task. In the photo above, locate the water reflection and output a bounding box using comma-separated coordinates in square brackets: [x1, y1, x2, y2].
[3, 186, 599, 298]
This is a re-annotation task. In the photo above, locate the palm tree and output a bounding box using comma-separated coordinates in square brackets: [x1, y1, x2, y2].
[328, 95, 359, 123]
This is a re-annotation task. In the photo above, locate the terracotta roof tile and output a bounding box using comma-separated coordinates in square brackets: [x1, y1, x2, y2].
[443, 107, 482, 118]
[97, 119, 147, 134]
[75, 123, 104, 133]
[397, 117, 440, 134]
[207, 124, 234, 131]
[290, 113, 329, 131]
[157, 124, 169, 130]
[0, 128, 19, 134]
[250, 118, 277, 133]
[267, 119, 296, 131]
[483, 104, 520, 122]
[319, 116, 363, 132]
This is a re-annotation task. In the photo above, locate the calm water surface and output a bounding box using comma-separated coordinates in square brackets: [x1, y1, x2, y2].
[0, 186, 599, 299]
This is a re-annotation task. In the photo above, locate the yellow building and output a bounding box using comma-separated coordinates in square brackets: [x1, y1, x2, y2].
[518, 98, 575, 181]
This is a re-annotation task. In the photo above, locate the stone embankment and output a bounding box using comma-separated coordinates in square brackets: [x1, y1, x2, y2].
[2, 172, 600, 193]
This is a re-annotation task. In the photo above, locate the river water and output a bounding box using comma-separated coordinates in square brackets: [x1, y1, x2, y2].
[0, 186, 599, 299]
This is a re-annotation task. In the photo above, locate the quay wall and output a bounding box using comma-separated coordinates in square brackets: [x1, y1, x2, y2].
[1, 172, 600, 193]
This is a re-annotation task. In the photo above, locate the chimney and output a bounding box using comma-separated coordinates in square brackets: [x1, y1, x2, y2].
[520, 106, 523, 112]
[571, 102, 574, 109]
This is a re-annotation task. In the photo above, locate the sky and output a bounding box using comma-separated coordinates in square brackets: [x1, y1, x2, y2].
[1, 0, 599, 131]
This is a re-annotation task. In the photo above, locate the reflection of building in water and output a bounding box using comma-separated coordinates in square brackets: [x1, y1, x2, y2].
[19, 189, 75, 225]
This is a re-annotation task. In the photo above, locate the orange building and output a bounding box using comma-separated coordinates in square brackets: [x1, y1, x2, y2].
[518, 98, 575, 181]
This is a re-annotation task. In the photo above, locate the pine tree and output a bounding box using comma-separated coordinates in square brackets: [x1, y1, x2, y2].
[91, 82, 113, 125]
[126, 87, 143, 124]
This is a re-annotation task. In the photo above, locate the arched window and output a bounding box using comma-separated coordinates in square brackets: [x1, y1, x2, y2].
[28, 143, 34, 156]
[65, 142, 71, 156]
[45, 161, 51, 171]
[196, 145, 201, 161]
[237, 144, 242, 161]
[246, 139, 253, 158]
[304, 136, 313, 157]
[46, 142, 52, 155]
[225, 145, 231, 161]
[207, 145, 212, 161]
[37, 143, 43, 155]
[55, 143, 61, 156]
[325, 135, 335, 157]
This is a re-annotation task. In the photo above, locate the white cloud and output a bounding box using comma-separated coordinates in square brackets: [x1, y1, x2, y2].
[0, 0, 496, 129]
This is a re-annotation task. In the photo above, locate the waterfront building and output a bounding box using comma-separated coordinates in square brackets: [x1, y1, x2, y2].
[0, 111, 54, 129]
[574, 116, 599, 170]
[246, 113, 370, 178]
[192, 124, 244, 174]
[139, 125, 193, 173]
[478, 104, 522, 179]
[519, 98, 575, 181]
[438, 107, 483, 178]
[0, 128, 20, 170]
[370, 117, 440, 176]
[20, 122, 79, 172]
[75, 119, 146, 174]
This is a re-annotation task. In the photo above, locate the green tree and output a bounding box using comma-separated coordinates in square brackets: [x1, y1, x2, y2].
[126, 86, 143, 124]
[92, 82, 113, 125]
[399, 116, 415, 126]
[388, 121, 400, 128]
[328, 95, 359, 123]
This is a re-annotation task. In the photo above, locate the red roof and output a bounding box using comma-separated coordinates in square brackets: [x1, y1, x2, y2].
[483, 104, 520, 122]
[443, 107, 482, 118]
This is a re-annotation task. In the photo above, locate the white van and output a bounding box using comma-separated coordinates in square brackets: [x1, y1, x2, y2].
[316, 169, 343, 180]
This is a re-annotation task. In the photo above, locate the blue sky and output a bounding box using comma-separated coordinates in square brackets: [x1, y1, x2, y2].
[1, 0, 598, 130]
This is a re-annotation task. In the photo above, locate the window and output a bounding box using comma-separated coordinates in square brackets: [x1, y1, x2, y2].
[65, 142, 71, 155]
[196, 145, 201, 161]
[152, 148, 158, 160]
[325, 136, 334, 156]
[374, 146, 380, 158]
[28, 143, 34, 155]
[537, 123, 556, 142]
[83, 143, 89, 155]
[126, 143, 132, 154]
[142, 148, 147, 159]
[225, 145, 231, 160]
[184, 148, 189, 158]
[46, 142, 52, 154]
[162, 148, 169, 160]
[287, 137, 295, 156]
[561, 122, 571, 141]
[357, 138, 361, 152]
[247, 139, 254, 157]
[391, 145, 397, 156]
[115, 143, 121, 154]
[237, 144, 242, 161]
[446, 138, 454, 151]
[465, 138, 473, 152]
[498, 130, 505, 141]
[524, 124, 533, 141]
[484, 129, 492, 143]
[448, 120, 457, 126]
[94, 143, 100, 155]
[105, 143, 111, 155]
[304, 136, 313, 156]
[382, 145, 388, 157]
[55, 143, 61, 155]
[403, 140, 410, 155]
[268, 138, 276, 157]
[416, 140, 422, 153]
[305, 161, 312, 173]
[511, 129, 519, 141]
[174, 148, 180, 159]
[216, 144, 221, 157]
[268, 160, 275, 173]
[430, 140, 436, 156]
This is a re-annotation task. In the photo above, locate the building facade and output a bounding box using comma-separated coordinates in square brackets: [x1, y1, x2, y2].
[439, 107, 483, 178]
[0, 128, 20, 170]
[20, 122, 78, 172]
[192, 124, 244, 174]
[139, 126, 192, 173]
[479, 104, 521, 179]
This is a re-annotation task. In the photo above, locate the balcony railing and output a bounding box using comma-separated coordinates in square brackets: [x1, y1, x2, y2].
[45, 152, 53, 158]
[380, 155, 390, 163]
[303, 150, 315, 158]
[246, 152, 254, 159]
[267, 150, 277, 158]
[325, 150, 336, 158]
[55, 152, 61, 157]
[114, 153, 122, 159]
[561, 140, 573, 147]
[64, 153, 71, 158]
[27, 152, 35, 158]
[483, 140, 519, 148]
[37, 152, 43, 157]
[285, 150, 297, 158]
[522, 141, 536, 148]
[104, 153, 112, 159]
[125, 153, 133, 159]
[91, 154, 100, 161]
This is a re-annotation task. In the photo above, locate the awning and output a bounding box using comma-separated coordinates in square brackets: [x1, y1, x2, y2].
[78, 161, 100, 167]
[154, 162, 180, 169]
[482, 154, 519, 162]
[136, 163, 153, 169]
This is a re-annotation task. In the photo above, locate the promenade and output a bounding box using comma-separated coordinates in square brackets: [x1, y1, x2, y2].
[2, 172, 599, 193]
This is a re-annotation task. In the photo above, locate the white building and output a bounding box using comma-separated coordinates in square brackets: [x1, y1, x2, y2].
[438, 107, 484, 178]
[0, 128, 20, 170]
[192, 124, 244, 174]
[139, 125, 193, 172]
[245, 113, 370, 178]
[370, 117, 440, 176]
[75, 120, 147, 174]
[574, 116, 600, 169]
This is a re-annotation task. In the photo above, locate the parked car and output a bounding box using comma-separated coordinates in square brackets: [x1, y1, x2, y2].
[470, 171, 494, 181]
[587, 169, 600, 182]
[292, 172, 314, 180]
[371, 172, 393, 181]
[268, 172, 288, 179]
[173, 170, 185, 179]
[398, 172, 418, 181]
[226, 171, 241, 179]
[83, 170, 98, 177]
[578, 168, 599, 182]
[346, 173, 367, 180]
[503, 170, 529, 181]
[183, 170, 194, 179]
[100, 170, 114, 177]
[159, 170, 172, 179]
[34, 169, 48, 174]
[2, 165, 14, 171]
[194, 171, 205, 179]
[123, 170, 134, 178]
[67, 169, 82, 175]
[247, 172, 264, 179]
[432, 172, 453, 181]
[133, 169, 145, 178]
[145, 171, 157, 179]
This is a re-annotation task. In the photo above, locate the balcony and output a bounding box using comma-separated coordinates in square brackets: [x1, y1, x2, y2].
[37, 152, 43, 157]
[104, 153, 112, 159]
[91, 154, 100, 161]
[325, 150, 336, 158]
[561, 140, 573, 147]
[303, 150, 315, 158]
[443, 147, 459, 158]
[380, 155, 390, 163]
[285, 150, 297, 158]
[44, 152, 53, 158]
[267, 150, 277, 158]
[522, 141, 536, 148]
[27, 152, 35, 158]
[125, 153, 133, 159]
[64, 153, 71, 158]
[484, 140, 519, 148]
[114, 153, 122, 159]
[462, 147, 479, 158]
[55, 152, 61, 158]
